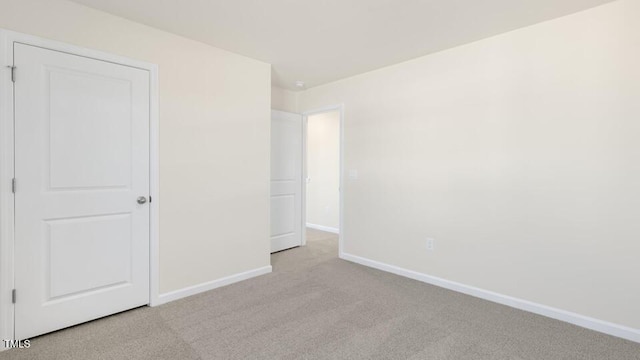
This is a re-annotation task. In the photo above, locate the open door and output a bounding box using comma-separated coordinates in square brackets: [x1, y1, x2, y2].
[270, 110, 303, 252]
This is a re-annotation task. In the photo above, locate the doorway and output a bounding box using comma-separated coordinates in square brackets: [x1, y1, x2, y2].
[304, 109, 341, 249]
[302, 105, 344, 255]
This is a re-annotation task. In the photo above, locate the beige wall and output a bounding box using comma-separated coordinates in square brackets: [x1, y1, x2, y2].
[298, 0, 640, 329]
[306, 111, 340, 230]
[271, 86, 298, 113]
[0, 0, 271, 294]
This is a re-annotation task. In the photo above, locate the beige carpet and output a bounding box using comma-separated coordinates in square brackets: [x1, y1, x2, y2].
[2, 228, 639, 359]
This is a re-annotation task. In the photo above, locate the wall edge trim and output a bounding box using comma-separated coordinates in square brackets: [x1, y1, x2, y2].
[340, 252, 640, 343]
[154, 265, 272, 305]
[306, 223, 339, 234]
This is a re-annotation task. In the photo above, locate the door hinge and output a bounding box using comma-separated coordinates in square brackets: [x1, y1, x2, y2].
[11, 178, 16, 193]
[9, 66, 15, 83]
[11, 289, 15, 304]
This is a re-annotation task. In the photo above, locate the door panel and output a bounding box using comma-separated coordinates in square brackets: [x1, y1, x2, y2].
[270, 110, 303, 252]
[271, 195, 295, 236]
[47, 214, 132, 299]
[14, 43, 150, 339]
[48, 69, 133, 189]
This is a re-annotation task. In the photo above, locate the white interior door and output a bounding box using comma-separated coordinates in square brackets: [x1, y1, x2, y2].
[270, 110, 303, 252]
[14, 43, 150, 339]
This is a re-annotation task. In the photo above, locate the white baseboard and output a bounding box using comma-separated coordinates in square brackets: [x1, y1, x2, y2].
[154, 265, 272, 305]
[340, 252, 640, 343]
[306, 223, 339, 234]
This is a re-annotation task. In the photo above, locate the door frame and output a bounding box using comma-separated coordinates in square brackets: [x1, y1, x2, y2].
[301, 104, 345, 256]
[0, 29, 160, 343]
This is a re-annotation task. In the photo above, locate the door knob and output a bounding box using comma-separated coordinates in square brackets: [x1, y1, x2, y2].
[137, 196, 147, 204]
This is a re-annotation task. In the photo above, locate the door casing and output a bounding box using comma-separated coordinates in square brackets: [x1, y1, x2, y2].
[0, 29, 160, 343]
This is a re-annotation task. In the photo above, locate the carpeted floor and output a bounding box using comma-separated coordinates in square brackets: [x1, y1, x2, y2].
[2, 228, 639, 359]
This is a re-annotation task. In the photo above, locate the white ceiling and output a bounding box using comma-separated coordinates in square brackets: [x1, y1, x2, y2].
[70, 0, 613, 90]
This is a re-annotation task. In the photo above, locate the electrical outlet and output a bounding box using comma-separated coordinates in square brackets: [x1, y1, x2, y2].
[426, 238, 435, 251]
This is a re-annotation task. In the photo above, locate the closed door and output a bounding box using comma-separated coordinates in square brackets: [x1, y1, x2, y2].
[270, 110, 303, 252]
[14, 43, 150, 339]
